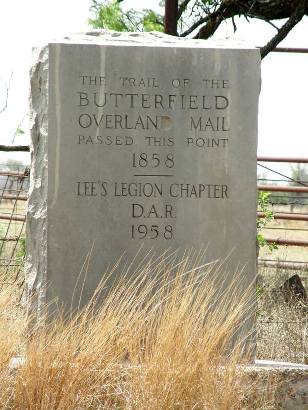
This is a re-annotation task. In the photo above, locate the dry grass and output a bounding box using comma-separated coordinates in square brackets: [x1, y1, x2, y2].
[0, 284, 26, 406]
[0, 253, 273, 410]
[257, 201, 308, 364]
[0, 199, 26, 282]
[257, 266, 308, 364]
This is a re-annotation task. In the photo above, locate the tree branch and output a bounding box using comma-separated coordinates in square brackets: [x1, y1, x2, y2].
[177, 0, 191, 20]
[194, 0, 238, 39]
[251, 15, 279, 31]
[192, 0, 308, 40]
[0, 145, 30, 152]
[260, 1, 306, 58]
[195, 11, 225, 38]
[180, 15, 209, 37]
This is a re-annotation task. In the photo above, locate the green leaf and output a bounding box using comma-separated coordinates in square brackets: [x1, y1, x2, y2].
[15, 127, 25, 135]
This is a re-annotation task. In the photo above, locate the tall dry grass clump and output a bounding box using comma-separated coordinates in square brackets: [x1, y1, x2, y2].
[0, 283, 27, 406]
[1, 252, 257, 409]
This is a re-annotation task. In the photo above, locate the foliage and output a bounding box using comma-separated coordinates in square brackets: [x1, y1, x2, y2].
[268, 164, 308, 205]
[0, 223, 5, 239]
[288, 163, 308, 204]
[14, 127, 25, 137]
[16, 237, 26, 262]
[89, 0, 163, 32]
[290, 163, 308, 185]
[257, 191, 277, 252]
[89, 0, 308, 58]
[3, 159, 25, 172]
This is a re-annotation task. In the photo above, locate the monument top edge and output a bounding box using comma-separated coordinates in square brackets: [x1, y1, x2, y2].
[47, 30, 259, 51]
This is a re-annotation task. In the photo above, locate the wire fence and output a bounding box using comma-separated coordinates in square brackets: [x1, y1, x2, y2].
[0, 161, 307, 362]
[0, 160, 307, 285]
[0, 167, 29, 286]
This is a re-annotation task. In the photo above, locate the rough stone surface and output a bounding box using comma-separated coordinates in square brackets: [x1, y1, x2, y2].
[25, 46, 48, 319]
[26, 31, 260, 329]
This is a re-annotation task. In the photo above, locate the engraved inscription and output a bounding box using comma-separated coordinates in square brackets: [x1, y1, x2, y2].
[75, 73, 231, 240]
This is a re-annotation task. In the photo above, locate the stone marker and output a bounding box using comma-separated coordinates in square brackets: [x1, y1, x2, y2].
[26, 31, 260, 324]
